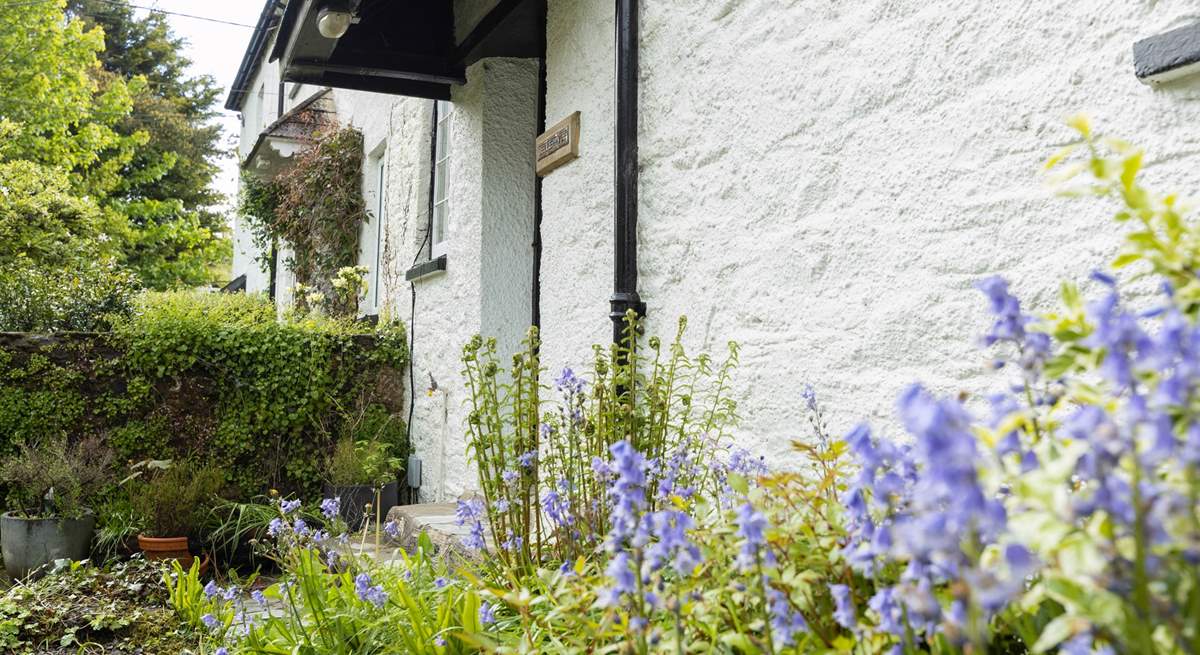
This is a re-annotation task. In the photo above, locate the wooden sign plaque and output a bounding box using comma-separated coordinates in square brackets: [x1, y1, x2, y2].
[535, 111, 580, 177]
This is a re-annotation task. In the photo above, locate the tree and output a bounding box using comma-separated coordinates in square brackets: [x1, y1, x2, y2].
[65, 0, 230, 288]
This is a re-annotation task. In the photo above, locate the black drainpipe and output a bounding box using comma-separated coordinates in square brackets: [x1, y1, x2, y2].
[532, 2, 547, 330]
[611, 0, 645, 343]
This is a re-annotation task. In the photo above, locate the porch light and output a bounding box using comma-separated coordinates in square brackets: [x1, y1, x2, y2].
[316, 6, 353, 39]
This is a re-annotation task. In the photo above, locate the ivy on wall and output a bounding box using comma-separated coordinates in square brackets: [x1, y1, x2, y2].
[238, 126, 370, 291]
[0, 291, 407, 497]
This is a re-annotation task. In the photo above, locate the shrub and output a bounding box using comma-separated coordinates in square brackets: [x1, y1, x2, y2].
[1, 435, 113, 519]
[129, 459, 227, 539]
[0, 258, 139, 332]
[0, 290, 408, 500]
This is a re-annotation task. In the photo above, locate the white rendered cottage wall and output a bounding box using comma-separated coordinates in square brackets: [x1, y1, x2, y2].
[384, 59, 538, 501]
[533, 0, 1200, 474]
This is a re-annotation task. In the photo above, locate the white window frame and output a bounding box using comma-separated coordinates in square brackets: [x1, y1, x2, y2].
[430, 100, 451, 259]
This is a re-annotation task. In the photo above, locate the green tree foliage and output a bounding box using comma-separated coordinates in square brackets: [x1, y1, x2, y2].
[66, 0, 231, 288]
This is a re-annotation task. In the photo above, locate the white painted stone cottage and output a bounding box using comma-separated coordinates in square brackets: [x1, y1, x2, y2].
[227, 0, 1200, 501]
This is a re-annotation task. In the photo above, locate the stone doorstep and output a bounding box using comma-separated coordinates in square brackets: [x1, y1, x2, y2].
[384, 502, 489, 563]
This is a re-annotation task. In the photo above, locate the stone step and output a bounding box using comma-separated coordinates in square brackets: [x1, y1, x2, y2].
[384, 502, 485, 563]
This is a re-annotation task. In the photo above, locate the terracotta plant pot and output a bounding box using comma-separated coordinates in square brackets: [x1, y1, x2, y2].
[137, 534, 210, 575]
[138, 534, 190, 562]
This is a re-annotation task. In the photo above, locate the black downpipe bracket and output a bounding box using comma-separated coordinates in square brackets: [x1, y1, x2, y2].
[611, 0, 645, 344]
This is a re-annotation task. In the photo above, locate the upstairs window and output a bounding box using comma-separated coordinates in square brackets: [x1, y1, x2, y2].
[430, 100, 451, 258]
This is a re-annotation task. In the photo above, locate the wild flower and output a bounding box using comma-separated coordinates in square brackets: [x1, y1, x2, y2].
[280, 498, 302, 514]
[251, 590, 266, 605]
[455, 499, 487, 550]
[201, 613, 218, 630]
[203, 580, 220, 599]
[517, 450, 538, 468]
[320, 497, 340, 520]
[829, 584, 856, 631]
[434, 577, 449, 589]
[733, 502, 768, 572]
[267, 517, 284, 537]
[501, 469, 518, 484]
[554, 367, 586, 395]
[767, 587, 808, 647]
[541, 484, 573, 526]
[354, 573, 388, 608]
[479, 601, 496, 625]
[383, 519, 400, 539]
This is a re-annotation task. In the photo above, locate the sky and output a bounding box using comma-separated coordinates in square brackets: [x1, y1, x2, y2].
[129, 0, 267, 213]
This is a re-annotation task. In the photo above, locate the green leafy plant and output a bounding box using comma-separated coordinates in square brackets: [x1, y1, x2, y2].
[0, 257, 139, 332]
[326, 436, 402, 487]
[1, 558, 196, 654]
[461, 314, 737, 569]
[130, 459, 226, 538]
[0, 435, 112, 519]
[242, 126, 370, 296]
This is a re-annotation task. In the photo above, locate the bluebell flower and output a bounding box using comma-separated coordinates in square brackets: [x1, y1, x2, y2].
[500, 531, 523, 552]
[606, 441, 649, 549]
[541, 486, 573, 526]
[640, 510, 702, 577]
[501, 469, 519, 484]
[455, 499, 487, 550]
[221, 585, 238, 601]
[829, 583, 857, 630]
[320, 497, 340, 520]
[801, 384, 818, 413]
[434, 577, 448, 589]
[868, 587, 904, 636]
[280, 498, 301, 514]
[768, 587, 808, 646]
[384, 519, 400, 539]
[215, 648, 228, 655]
[354, 572, 388, 607]
[600, 551, 637, 607]
[251, 590, 266, 604]
[479, 601, 496, 625]
[734, 502, 768, 571]
[517, 450, 538, 468]
[492, 499, 510, 513]
[292, 518, 309, 537]
[267, 517, 284, 537]
[555, 368, 586, 395]
[201, 613, 218, 630]
[203, 580, 221, 599]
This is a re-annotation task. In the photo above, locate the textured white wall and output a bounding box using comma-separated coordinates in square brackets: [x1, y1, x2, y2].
[388, 60, 538, 500]
[535, 0, 1200, 474]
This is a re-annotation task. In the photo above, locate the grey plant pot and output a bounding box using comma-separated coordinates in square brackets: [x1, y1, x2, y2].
[1, 510, 95, 580]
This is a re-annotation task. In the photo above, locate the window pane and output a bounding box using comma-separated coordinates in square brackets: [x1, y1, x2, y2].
[432, 203, 446, 244]
[434, 162, 447, 203]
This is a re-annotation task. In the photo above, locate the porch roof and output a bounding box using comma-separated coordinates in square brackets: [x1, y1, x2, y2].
[243, 88, 338, 178]
[267, 0, 545, 101]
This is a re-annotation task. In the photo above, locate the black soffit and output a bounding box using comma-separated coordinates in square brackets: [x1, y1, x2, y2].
[270, 0, 546, 101]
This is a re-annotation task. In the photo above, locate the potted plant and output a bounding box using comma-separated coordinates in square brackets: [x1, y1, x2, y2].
[324, 436, 401, 530]
[129, 459, 225, 570]
[0, 436, 113, 579]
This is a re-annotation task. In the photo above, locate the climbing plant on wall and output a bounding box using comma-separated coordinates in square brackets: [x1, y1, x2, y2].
[240, 126, 370, 290]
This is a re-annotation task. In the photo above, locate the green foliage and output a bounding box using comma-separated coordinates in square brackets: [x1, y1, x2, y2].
[461, 314, 737, 569]
[65, 0, 230, 289]
[0, 558, 197, 654]
[326, 434, 404, 487]
[0, 435, 113, 519]
[174, 521, 481, 655]
[0, 258, 139, 332]
[246, 126, 370, 289]
[0, 161, 110, 267]
[129, 460, 227, 538]
[0, 291, 408, 506]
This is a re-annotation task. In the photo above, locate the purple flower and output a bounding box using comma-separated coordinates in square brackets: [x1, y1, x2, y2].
[479, 601, 496, 625]
[455, 499, 487, 550]
[215, 649, 228, 655]
[640, 510, 702, 577]
[280, 498, 302, 514]
[517, 450, 538, 468]
[541, 486, 573, 526]
[434, 577, 449, 589]
[251, 590, 266, 604]
[203, 580, 221, 599]
[555, 368, 586, 395]
[829, 584, 857, 630]
[801, 384, 818, 413]
[501, 469, 519, 484]
[606, 441, 649, 549]
[201, 613, 218, 630]
[384, 519, 400, 539]
[293, 518, 310, 537]
[320, 497, 341, 520]
[599, 551, 636, 607]
[768, 587, 808, 646]
[734, 502, 768, 571]
[354, 573, 388, 607]
[267, 517, 284, 537]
